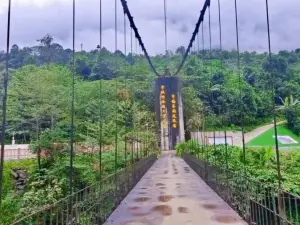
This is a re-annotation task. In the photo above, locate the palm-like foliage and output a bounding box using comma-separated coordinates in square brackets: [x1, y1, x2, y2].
[277, 95, 300, 111]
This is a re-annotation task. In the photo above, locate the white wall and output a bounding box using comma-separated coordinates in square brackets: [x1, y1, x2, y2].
[191, 131, 243, 147]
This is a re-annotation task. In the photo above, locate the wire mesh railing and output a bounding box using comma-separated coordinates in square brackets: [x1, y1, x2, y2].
[11, 154, 156, 225]
[182, 152, 300, 225]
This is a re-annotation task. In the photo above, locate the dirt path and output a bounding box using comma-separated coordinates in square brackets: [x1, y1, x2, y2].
[105, 151, 247, 225]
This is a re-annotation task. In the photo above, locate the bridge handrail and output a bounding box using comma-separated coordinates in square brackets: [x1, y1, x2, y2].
[182, 152, 300, 224]
[11, 154, 157, 225]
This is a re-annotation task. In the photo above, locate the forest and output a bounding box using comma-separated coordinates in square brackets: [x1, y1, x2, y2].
[1, 34, 300, 223]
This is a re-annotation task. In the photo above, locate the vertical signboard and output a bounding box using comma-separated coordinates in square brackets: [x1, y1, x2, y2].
[171, 94, 178, 129]
[160, 85, 167, 128]
[155, 77, 185, 150]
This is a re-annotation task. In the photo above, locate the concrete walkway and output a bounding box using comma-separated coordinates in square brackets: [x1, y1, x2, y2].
[105, 152, 247, 225]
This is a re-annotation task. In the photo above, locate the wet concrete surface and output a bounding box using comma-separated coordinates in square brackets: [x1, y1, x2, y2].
[105, 151, 247, 225]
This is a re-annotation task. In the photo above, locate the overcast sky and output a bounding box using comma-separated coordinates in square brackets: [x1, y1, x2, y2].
[0, 0, 299, 55]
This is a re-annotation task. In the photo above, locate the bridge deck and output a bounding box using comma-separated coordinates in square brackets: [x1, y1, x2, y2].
[106, 151, 247, 225]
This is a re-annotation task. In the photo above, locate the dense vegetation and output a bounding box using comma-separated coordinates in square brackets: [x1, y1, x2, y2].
[1, 34, 300, 223]
[2, 34, 300, 133]
[176, 141, 300, 223]
[176, 140, 300, 194]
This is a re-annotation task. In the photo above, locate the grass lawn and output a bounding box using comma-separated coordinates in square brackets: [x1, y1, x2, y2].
[247, 125, 300, 147]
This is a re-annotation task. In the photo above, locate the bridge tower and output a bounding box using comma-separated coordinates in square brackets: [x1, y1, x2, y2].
[155, 76, 185, 150]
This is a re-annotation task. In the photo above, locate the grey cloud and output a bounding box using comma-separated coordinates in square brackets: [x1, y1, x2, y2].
[0, 0, 299, 55]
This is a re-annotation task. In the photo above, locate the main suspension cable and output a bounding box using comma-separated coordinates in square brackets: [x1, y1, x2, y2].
[120, 0, 210, 77]
[0, 0, 12, 207]
[119, 0, 160, 76]
[174, 0, 210, 76]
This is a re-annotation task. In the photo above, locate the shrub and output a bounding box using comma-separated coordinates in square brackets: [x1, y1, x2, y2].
[176, 141, 300, 195]
[175, 140, 201, 156]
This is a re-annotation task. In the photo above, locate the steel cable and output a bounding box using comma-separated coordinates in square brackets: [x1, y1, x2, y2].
[123, 10, 128, 167]
[124, 13, 127, 56]
[197, 33, 200, 56]
[164, 0, 168, 69]
[265, 0, 281, 190]
[217, 0, 228, 169]
[114, 0, 118, 174]
[208, 5, 217, 164]
[69, 0, 76, 196]
[0, 0, 12, 207]
[202, 23, 205, 70]
[234, 0, 246, 167]
[201, 20, 206, 158]
[98, 0, 103, 180]
[130, 28, 134, 165]
[217, 0, 223, 68]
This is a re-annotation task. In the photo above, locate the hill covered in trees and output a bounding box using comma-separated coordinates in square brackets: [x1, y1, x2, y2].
[2, 34, 300, 139]
[1, 34, 300, 223]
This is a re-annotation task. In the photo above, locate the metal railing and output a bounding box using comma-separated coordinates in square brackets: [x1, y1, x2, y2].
[182, 153, 300, 225]
[12, 154, 157, 225]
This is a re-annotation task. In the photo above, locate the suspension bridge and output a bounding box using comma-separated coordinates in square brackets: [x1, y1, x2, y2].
[0, 0, 299, 224]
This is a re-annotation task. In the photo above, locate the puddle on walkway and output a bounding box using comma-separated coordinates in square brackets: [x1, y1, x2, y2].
[158, 195, 173, 202]
[131, 211, 151, 216]
[178, 194, 187, 198]
[151, 205, 172, 216]
[198, 196, 214, 201]
[129, 206, 140, 211]
[107, 153, 246, 225]
[121, 221, 150, 225]
[201, 203, 232, 213]
[134, 197, 150, 202]
[178, 207, 188, 213]
[212, 214, 239, 223]
[202, 203, 219, 209]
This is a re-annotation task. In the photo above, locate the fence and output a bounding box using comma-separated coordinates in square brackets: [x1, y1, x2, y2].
[182, 153, 300, 225]
[12, 154, 157, 225]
